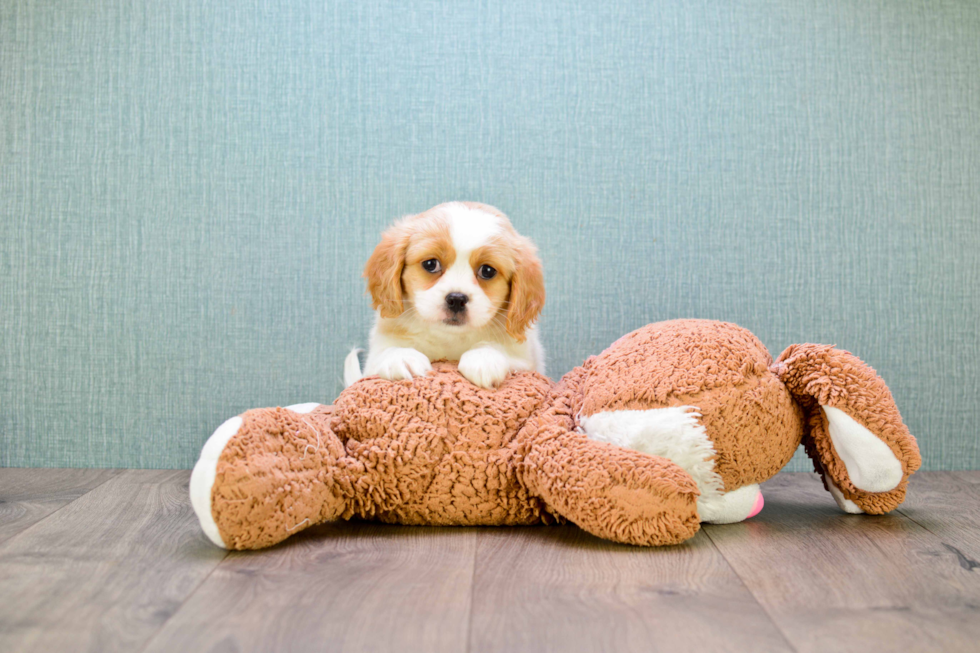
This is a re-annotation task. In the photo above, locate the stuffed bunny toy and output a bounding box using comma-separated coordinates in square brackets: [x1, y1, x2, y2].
[191, 319, 920, 550]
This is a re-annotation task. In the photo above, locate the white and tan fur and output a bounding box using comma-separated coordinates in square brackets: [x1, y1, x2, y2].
[345, 202, 545, 389]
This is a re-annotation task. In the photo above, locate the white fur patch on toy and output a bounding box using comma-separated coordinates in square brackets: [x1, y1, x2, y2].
[285, 402, 320, 414]
[580, 407, 726, 521]
[822, 406, 903, 493]
[827, 478, 864, 514]
[700, 483, 763, 524]
[189, 415, 242, 549]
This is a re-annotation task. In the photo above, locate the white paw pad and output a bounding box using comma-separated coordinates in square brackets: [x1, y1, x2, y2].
[458, 347, 510, 388]
[374, 348, 432, 381]
[189, 415, 243, 549]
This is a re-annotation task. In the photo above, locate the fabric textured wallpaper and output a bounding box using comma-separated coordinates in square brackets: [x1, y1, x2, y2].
[1, 1, 978, 469]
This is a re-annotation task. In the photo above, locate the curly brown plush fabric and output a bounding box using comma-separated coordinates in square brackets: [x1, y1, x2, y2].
[196, 319, 921, 550]
[772, 344, 922, 513]
[517, 366, 702, 546]
[579, 321, 804, 491]
[335, 364, 552, 526]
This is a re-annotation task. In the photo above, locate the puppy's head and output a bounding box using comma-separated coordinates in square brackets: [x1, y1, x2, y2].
[364, 202, 544, 341]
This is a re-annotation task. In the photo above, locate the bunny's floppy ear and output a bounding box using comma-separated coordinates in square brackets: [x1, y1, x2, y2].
[772, 343, 921, 514]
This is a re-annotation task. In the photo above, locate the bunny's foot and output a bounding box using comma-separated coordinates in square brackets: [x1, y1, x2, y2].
[190, 403, 351, 550]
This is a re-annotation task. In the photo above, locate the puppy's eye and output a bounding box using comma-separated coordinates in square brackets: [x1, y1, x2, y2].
[477, 264, 497, 280]
[421, 259, 441, 273]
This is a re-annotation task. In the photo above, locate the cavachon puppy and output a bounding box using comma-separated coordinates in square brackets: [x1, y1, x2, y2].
[345, 202, 545, 389]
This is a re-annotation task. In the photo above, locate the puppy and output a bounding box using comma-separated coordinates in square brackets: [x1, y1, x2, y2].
[344, 202, 545, 389]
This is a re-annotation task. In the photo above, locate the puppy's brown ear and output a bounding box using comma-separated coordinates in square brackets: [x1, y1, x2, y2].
[506, 237, 545, 342]
[364, 222, 410, 318]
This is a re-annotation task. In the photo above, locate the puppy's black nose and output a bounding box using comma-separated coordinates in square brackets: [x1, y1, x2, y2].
[445, 292, 469, 314]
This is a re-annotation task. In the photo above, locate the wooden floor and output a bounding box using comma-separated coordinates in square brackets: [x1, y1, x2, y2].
[1, 470, 978, 653]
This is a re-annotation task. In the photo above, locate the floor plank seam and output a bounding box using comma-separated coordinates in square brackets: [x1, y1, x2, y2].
[133, 469, 232, 653]
[0, 468, 124, 549]
[135, 547, 231, 653]
[464, 531, 479, 653]
[896, 507, 980, 572]
[701, 527, 801, 653]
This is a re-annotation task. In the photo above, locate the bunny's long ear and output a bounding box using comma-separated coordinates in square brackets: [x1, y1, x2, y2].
[772, 344, 921, 514]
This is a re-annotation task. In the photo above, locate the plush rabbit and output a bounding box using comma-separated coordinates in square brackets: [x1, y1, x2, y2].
[190, 319, 920, 550]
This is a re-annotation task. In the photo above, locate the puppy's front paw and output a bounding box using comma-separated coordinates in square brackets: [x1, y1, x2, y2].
[374, 348, 432, 381]
[458, 347, 510, 389]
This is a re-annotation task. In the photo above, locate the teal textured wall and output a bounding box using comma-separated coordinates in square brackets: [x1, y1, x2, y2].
[2, 1, 978, 469]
